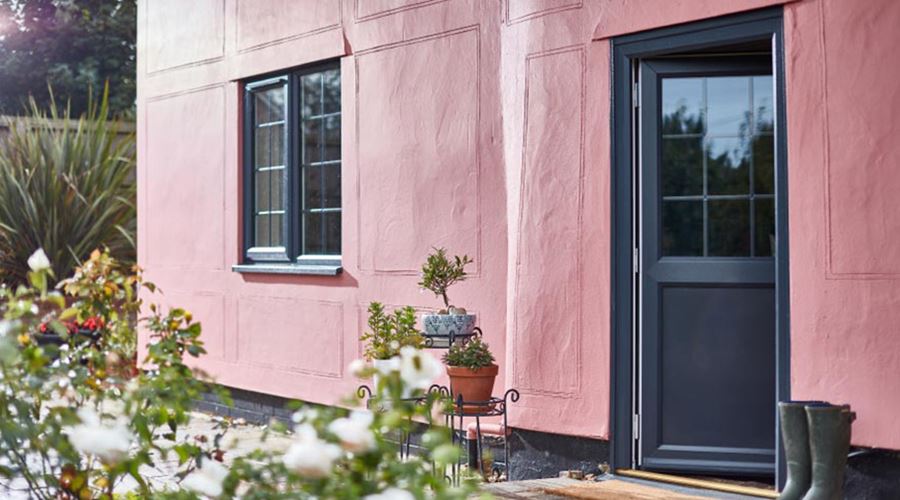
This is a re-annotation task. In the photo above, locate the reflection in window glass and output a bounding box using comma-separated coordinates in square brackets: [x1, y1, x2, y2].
[660, 74, 774, 257]
[251, 84, 286, 249]
[301, 67, 342, 256]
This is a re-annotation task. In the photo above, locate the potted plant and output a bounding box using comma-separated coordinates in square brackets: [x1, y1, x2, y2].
[442, 337, 497, 409]
[418, 248, 476, 341]
[360, 302, 424, 387]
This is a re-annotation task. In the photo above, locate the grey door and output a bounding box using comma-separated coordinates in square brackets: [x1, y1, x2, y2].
[638, 57, 776, 476]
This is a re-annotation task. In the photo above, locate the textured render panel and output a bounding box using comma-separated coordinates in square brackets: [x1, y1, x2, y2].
[237, 296, 343, 378]
[513, 47, 584, 396]
[823, 0, 900, 276]
[786, 0, 900, 450]
[236, 0, 340, 51]
[356, 29, 480, 273]
[164, 291, 226, 361]
[145, 87, 225, 270]
[145, 0, 224, 72]
[355, 0, 448, 21]
[506, 0, 582, 24]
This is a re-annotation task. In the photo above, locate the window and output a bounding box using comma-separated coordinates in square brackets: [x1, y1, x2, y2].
[240, 61, 341, 273]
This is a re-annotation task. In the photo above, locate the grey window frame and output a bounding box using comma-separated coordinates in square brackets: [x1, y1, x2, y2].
[237, 60, 342, 275]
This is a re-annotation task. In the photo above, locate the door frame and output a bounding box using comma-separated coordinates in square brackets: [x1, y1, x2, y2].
[609, 7, 790, 486]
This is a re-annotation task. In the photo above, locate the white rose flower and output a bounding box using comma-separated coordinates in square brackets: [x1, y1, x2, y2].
[181, 459, 229, 498]
[27, 248, 51, 272]
[65, 407, 133, 463]
[328, 411, 375, 453]
[399, 347, 443, 390]
[365, 487, 416, 500]
[282, 424, 342, 478]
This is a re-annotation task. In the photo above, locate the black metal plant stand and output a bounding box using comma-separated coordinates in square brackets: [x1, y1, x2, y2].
[447, 389, 520, 483]
[356, 384, 451, 459]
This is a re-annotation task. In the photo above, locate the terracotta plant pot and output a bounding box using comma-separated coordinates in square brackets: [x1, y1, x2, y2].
[447, 364, 498, 412]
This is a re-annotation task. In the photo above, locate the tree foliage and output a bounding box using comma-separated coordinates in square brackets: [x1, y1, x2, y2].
[0, 0, 136, 116]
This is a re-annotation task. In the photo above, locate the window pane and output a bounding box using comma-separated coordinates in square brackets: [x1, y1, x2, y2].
[323, 165, 341, 209]
[706, 137, 750, 195]
[662, 200, 703, 256]
[753, 76, 774, 133]
[304, 213, 324, 255]
[707, 77, 750, 136]
[708, 199, 750, 256]
[271, 167, 285, 211]
[755, 198, 775, 257]
[301, 73, 322, 118]
[270, 213, 284, 247]
[255, 170, 271, 212]
[255, 126, 271, 167]
[662, 137, 703, 196]
[255, 86, 285, 123]
[323, 115, 341, 162]
[753, 134, 774, 194]
[255, 214, 270, 247]
[323, 69, 341, 114]
[305, 165, 322, 208]
[325, 212, 341, 255]
[303, 119, 322, 165]
[662, 78, 704, 135]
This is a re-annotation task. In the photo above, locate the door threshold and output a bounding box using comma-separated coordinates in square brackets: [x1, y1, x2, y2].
[615, 469, 778, 499]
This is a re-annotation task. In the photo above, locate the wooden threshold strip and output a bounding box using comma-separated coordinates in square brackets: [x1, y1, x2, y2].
[614, 469, 779, 499]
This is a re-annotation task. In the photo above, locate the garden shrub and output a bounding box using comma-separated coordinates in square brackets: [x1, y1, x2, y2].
[0, 86, 135, 286]
[0, 249, 478, 499]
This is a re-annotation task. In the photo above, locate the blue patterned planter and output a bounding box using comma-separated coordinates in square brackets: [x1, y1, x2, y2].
[422, 313, 477, 340]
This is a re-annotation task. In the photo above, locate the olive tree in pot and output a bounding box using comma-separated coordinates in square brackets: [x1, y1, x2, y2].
[442, 336, 497, 409]
[360, 301, 424, 389]
[419, 248, 476, 341]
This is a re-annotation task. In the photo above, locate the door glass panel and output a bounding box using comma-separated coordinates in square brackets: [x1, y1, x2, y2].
[662, 200, 703, 256]
[753, 134, 774, 195]
[708, 199, 750, 256]
[662, 78, 704, 134]
[660, 74, 774, 257]
[755, 198, 775, 257]
[707, 77, 750, 136]
[662, 137, 703, 196]
[706, 137, 750, 195]
[753, 76, 774, 133]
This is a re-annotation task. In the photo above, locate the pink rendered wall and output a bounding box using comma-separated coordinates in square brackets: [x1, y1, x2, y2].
[137, 0, 900, 450]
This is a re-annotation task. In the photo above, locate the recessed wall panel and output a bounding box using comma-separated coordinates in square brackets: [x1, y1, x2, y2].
[356, 29, 480, 273]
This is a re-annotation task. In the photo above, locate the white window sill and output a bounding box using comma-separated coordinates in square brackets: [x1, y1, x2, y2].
[232, 263, 342, 276]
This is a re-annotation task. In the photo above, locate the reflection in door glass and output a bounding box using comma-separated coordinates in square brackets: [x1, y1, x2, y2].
[660, 75, 774, 257]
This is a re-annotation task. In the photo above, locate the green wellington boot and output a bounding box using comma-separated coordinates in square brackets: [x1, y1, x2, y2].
[802, 405, 855, 500]
[778, 402, 816, 500]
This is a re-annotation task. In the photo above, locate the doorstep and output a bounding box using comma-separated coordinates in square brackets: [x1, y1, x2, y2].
[481, 475, 764, 499]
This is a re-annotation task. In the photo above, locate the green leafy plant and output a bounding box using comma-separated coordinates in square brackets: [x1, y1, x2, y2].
[360, 301, 424, 360]
[442, 337, 495, 370]
[0, 85, 135, 286]
[418, 247, 473, 310]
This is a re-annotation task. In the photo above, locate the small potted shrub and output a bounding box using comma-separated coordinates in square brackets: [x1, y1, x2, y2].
[419, 248, 476, 341]
[442, 337, 497, 409]
[360, 302, 424, 387]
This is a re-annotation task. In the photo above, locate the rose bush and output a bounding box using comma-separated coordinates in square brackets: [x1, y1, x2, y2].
[0, 249, 479, 499]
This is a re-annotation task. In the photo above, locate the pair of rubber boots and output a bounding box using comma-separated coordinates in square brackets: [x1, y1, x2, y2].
[778, 401, 856, 500]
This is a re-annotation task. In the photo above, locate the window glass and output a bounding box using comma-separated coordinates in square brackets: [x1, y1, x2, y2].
[301, 66, 341, 256]
[251, 84, 286, 249]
